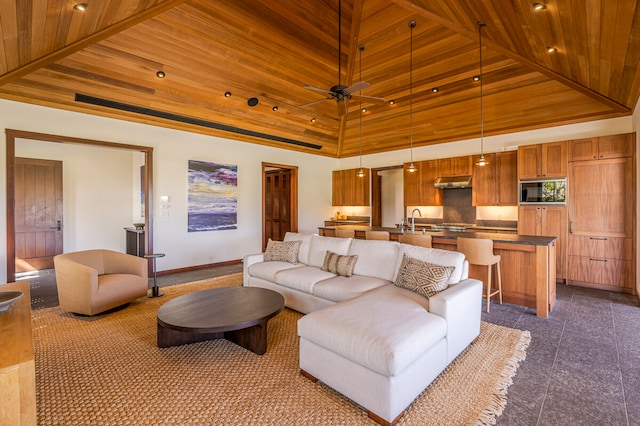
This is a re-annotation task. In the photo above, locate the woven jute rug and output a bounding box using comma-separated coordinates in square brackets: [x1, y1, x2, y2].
[32, 273, 531, 425]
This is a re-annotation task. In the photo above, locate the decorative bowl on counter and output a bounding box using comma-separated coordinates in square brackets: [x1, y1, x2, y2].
[0, 291, 23, 313]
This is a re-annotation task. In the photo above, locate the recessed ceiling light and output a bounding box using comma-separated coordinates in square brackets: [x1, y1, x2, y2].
[310, 117, 316, 123]
[156, 71, 165, 78]
[272, 106, 278, 111]
[472, 75, 480, 81]
[388, 100, 396, 105]
[224, 91, 231, 98]
[431, 87, 439, 93]
[73, 3, 87, 11]
[547, 46, 557, 53]
[533, 2, 546, 11]
[361, 108, 367, 113]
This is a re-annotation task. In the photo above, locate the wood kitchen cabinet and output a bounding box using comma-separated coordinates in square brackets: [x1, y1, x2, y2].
[518, 141, 567, 179]
[437, 155, 472, 177]
[472, 151, 517, 206]
[567, 154, 635, 292]
[403, 160, 442, 206]
[518, 205, 568, 279]
[568, 133, 634, 161]
[332, 168, 370, 206]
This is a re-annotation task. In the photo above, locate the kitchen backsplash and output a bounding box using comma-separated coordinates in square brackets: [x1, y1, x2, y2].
[442, 188, 475, 224]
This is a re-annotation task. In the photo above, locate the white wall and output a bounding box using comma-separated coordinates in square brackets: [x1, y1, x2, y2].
[379, 168, 404, 227]
[1, 98, 638, 285]
[0, 99, 336, 281]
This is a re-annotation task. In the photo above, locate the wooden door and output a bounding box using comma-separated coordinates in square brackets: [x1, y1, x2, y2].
[568, 158, 633, 237]
[264, 169, 291, 244]
[517, 144, 541, 179]
[541, 141, 567, 177]
[518, 206, 541, 235]
[568, 137, 598, 161]
[15, 158, 63, 272]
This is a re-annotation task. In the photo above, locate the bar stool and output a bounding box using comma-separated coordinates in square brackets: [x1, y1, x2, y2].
[365, 230, 390, 240]
[335, 229, 355, 239]
[456, 237, 502, 312]
[398, 233, 432, 248]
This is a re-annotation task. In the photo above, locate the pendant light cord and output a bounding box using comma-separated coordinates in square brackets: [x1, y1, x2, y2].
[359, 45, 363, 171]
[479, 22, 486, 158]
[409, 20, 415, 165]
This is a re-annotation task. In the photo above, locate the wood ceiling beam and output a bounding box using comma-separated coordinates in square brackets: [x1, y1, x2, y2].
[392, 0, 631, 113]
[0, 0, 188, 88]
[337, 0, 364, 157]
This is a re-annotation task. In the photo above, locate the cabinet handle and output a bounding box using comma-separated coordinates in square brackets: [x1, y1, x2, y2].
[589, 258, 607, 262]
[569, 221, 573, 234]
[589, 237, 607, 241]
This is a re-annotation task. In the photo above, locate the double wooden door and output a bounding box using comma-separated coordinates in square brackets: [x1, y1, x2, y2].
[263, 166, 297, 248]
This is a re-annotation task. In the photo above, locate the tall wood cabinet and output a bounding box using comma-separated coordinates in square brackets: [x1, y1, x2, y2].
[518, 141, 567, 179]
[332, 168, 370, 206]
[472, 151, 518, 206]
[518, 205, 568, 279]
[567, 134, 635, 293]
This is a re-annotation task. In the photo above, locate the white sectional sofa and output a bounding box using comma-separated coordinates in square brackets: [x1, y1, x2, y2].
[243, 232, 482, 425]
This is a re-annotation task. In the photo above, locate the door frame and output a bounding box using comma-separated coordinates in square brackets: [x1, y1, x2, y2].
[371, 165, 403, 226]
[262, 162, 298, 249]
[5, 129, 154, 282]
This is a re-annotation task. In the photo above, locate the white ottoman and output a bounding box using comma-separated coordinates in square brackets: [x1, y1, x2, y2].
[297, 285, 450, 425]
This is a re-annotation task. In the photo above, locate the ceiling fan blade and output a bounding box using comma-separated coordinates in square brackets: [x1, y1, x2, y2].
[300, 97, 333, 108]
[304, 85, 335, 95]
[337, 99, 348, 117]
[350, 94, 386, 104]
[345, 81, 371, 93]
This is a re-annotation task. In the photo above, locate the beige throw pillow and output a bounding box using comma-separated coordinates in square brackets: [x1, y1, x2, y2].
[322, 250, 358, 277]
[394, 253, 454, 298]
[263, 239, 301, 264]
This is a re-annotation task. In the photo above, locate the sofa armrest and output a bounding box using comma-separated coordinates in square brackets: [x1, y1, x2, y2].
[429, 278, 482, 362]
[243, 253, 264, 286]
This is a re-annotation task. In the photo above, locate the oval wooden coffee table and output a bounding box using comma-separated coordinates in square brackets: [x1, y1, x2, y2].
[157, 286, 284, 355]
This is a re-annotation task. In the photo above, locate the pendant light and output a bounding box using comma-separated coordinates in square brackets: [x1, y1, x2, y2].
[407, 20, 417, 173]
[357, 45, 366, 178]
[475, 21, 489, 167]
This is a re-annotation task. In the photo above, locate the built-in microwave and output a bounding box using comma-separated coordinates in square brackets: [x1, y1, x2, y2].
[519, 179, 567, 204]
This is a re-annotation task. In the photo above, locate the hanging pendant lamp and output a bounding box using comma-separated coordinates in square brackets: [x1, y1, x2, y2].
[476, 21, 489, 167]
[357, 44, 366, 178]
[407, 20, 417, 173]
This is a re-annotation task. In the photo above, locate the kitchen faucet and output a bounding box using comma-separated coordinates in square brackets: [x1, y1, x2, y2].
[411, 208, 422, 234]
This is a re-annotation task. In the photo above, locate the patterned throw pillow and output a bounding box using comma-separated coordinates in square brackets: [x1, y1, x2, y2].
[322, 250, 358, 277]
[263, 239, 302, 264]
[394, 254, 454, 298]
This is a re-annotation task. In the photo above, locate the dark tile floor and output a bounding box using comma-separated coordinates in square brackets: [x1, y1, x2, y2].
[17, 267, 640, 426]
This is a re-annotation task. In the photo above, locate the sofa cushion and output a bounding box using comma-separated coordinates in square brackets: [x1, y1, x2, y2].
[275, 265, 336, 294]
[248, 261, 303, 282]
[348, 239, 400, 282]
[307, 235, 352, 268]
[284, 232, 314, 264]
[263, 239, 301, 263]
[298, 285, 447, 376]
[395, 244, 465, 285]
[394, 254, 454, 298]
[322, 251, 358, 277]
[312, 275, 390, 303]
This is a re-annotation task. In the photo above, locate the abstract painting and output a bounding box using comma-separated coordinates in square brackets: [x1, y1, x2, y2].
[188, 160, 237, 232]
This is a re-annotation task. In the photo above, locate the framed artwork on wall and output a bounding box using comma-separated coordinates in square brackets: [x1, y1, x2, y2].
[188, 160, 238, 232]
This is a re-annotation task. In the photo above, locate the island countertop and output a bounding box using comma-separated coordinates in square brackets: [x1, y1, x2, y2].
[317, 225, 555, 246]
[317, 225, 557, 318]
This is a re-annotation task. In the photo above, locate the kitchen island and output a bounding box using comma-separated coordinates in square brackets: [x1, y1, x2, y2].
[318, 225, 556, 318]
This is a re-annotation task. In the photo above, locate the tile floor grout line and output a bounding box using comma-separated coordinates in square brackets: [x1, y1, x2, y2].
[534, 285, 573, 426]
[609, 293, 631, 426]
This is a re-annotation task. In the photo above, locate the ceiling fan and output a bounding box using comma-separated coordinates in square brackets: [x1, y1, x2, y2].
[300, 0, 385, 116]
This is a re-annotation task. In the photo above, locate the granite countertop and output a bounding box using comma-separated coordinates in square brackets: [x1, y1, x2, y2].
[318, 224, 555, 246]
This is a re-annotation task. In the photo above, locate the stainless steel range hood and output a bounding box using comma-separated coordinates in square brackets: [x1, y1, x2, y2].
[434, 175, 472, 189]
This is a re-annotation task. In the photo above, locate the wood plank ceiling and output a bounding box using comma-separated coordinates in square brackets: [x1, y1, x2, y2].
[1, 0, 639, 158]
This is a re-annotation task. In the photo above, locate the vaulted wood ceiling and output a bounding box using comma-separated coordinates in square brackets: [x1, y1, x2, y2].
[1, 0, 639, 158]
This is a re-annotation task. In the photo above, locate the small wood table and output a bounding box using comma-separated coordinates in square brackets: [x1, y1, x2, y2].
[156, 287, 284, 354]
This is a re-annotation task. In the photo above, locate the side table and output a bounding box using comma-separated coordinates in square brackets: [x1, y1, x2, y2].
[144, 253, 165, 297]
